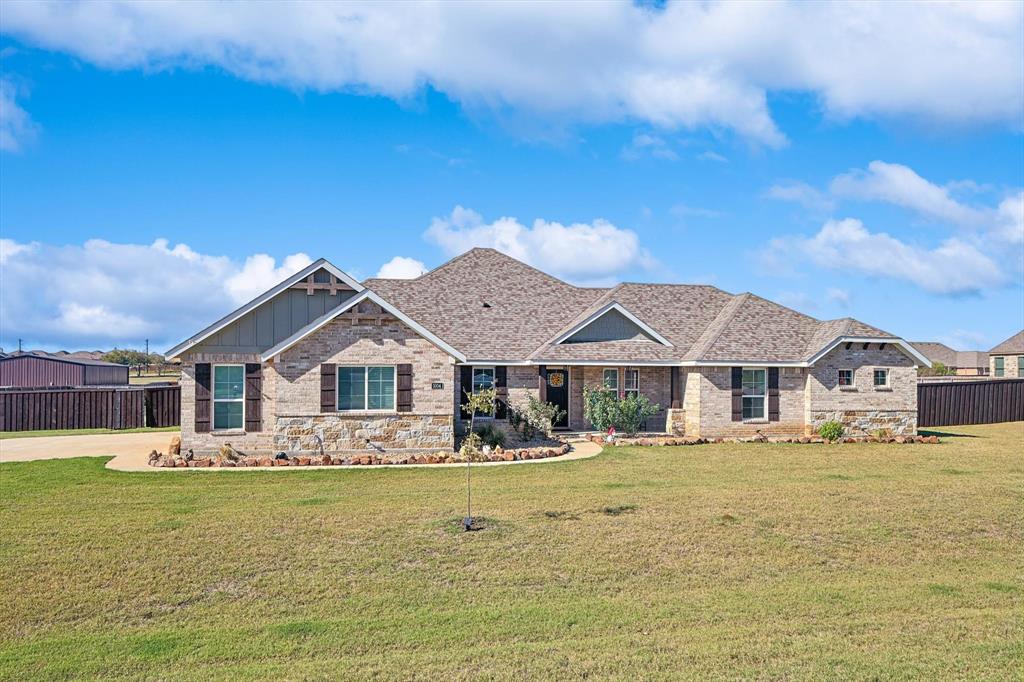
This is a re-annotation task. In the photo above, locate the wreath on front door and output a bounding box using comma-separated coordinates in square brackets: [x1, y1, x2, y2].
[548, 372, 565, 388]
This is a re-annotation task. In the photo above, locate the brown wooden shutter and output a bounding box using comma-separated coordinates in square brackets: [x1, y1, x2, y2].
[244, 363, 262, 432]
[195, 363, 211, 432]
[320, 363, 336, 412]
[494, 366, 508, 419]
[459, 365, 473, 417]
[396, 363, 413, 412]
[538, 366, 548, 403]
[767, 367, 780, 422]
[670, 366, 681, 409]
[730, 367, 742, 422]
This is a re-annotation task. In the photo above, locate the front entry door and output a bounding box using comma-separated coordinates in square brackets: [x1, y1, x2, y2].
[546, 369, 570, 429]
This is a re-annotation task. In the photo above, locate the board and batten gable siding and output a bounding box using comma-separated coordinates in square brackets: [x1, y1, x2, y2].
[564, 308, 658, 343]
[194, 285, 359, 354]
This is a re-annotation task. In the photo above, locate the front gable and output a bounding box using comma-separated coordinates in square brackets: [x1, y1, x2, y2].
[554, 302, 673, 347]
[166, 260, 362, 359]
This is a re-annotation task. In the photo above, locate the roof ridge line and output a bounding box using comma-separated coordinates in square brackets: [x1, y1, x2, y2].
[684, 292, 750, 361]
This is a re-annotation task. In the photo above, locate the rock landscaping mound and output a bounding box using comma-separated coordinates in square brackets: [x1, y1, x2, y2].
[146, 442, 573, 468]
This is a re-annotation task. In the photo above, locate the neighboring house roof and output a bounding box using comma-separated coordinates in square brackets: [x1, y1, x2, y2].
[955, 351, 988, 368]
[989, 330, 1024, 355]
[166, 259, 363, 359]
[911, 342, 958, 367]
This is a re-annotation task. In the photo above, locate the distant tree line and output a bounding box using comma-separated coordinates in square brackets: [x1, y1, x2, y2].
[102, 349, 177, 376]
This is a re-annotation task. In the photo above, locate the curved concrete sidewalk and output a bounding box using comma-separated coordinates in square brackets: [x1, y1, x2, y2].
[0, 432, 178, 464]
[0, 430, 602, 472]
[107, 439, 603, 472]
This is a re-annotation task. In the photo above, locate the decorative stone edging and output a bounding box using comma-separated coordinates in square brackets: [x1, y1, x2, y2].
[589, 434, 941, 446]
[147, 442, 572, 469]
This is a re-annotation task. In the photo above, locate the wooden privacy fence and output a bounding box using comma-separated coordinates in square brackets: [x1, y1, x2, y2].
[0, 385, 181, 432]
[917, 379, 1024, 427]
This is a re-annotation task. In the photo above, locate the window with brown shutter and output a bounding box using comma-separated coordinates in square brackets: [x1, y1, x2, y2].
[320, 363, 336, 412]
[730, 367, 742, 422]
[495, 365, 508, 419]
[195, 362, 211, 432]
[767, 367, 780, 422]
[459, 365, 473, 417]
[245, 363, 262, 432]
[397, 363, 413, 412]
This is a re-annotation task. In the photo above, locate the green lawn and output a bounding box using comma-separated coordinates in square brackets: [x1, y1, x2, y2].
[0, 426, 180, 440]
[1, 423, 1021, 680]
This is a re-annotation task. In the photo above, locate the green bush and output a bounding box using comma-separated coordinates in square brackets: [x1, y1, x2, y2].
[473, 422, 506, 449]
[817, 420, 845, 442]
[508, 407, 536, 441]
[582, 385, 661, 436]
[582, 386, 618, 432]
[525, 396, 566, 438]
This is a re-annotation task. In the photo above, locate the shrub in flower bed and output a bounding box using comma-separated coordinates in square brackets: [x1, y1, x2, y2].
[147, 443, 572, 468]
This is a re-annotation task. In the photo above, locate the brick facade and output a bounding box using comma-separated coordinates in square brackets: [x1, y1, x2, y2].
[180, 312, 456, 456]
[181, 330, 918, 452]
[806, 345, 917, 436]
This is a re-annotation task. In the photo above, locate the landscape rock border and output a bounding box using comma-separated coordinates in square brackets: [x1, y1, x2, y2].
[589, 434, 941, 446]
[147, 442, 573, 469]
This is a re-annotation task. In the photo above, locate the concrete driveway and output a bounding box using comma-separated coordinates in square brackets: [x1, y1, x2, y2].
[0, 431, 179, 464]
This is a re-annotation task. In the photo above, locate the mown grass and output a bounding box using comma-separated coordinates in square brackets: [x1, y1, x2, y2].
[0, 426, 179, 440]
[1, 423, 1021, 680]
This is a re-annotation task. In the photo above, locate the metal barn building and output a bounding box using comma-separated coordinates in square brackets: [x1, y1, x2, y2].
[0, 352, 129, 388]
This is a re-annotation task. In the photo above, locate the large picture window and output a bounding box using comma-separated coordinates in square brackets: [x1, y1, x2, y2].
[338, 366, 395, 411]
[213, 364, 245, 430]
[742, 368, 766, 420]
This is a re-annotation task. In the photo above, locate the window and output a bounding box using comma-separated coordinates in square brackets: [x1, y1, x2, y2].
[624, 368, 639, 398]
[1018, 356, 1024, 374]
[994, 357, 1004, 377]
[472, 366, 496, 417]
[838, 369, 854, 387]
[741, 368, 766, 420]
[338, 366, 395, 411]
[873, 369, 889, 387]
[213, 364, 244, 430]
[602, 368, 619, 392]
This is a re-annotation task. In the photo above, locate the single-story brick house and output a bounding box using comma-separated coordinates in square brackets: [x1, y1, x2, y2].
[167, 248, 930, 456]
[988, 330, 1024, 378]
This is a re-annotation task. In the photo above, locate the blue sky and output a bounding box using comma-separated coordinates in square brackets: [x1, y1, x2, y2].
[0, 2, 1021, 354]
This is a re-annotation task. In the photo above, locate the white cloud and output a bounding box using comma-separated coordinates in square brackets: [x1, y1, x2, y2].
[938, 328, 989, 350]
[424, 205, 654, 284]
[765, 181, 835, 212]
[225, 252, 313, 304]
[830, 161, 987, 226]
[825, 287, 851, 308]
[0, 238, 313, 350]
[994, 191, 1024, 244]
[772, 218, 1005, 295]
[697, 151, 728, 163]
[376, 256, 427, 279]
[620, 132, 678, 161]
[2, 2, 1021, 145]
[0, 79, 38, 152]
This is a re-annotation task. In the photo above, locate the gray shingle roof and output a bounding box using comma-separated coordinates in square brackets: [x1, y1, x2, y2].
[989, 330, 1024, 355]
[911, 342, 957, 367]
[363, 248, 904, 363]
